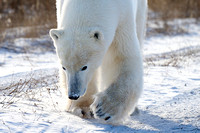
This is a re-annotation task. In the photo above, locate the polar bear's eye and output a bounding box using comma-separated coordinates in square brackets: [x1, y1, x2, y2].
[62, 67, 66, 70]
[94, 32, 99, 40]
[81, 66, 87, 71]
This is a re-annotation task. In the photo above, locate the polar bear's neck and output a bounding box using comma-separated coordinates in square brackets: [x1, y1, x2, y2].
[58, 0, 118, 29]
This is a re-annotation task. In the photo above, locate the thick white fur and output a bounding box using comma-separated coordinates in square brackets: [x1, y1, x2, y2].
[50, 0, 147, 124]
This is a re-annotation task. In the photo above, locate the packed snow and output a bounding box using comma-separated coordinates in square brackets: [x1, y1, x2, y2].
[0, 19, 200, 132]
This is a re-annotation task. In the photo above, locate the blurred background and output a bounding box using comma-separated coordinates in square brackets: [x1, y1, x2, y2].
[0, 0, 56, 28]
[0, 0, 200, 49]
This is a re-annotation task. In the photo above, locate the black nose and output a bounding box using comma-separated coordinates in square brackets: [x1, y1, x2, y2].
[68, 95, 80, 100]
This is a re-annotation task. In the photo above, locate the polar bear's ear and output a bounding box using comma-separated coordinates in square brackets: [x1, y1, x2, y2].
[49, 29, 64, 41]
[90, 29, 104, 41]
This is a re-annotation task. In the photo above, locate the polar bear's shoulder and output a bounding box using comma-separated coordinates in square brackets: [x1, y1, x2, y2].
[56, 0, 65, 27]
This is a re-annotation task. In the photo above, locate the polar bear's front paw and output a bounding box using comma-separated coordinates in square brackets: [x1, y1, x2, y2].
[70, 107, 93, 119]
[91, 92, 125, 124]
[94, 104, 112, 121]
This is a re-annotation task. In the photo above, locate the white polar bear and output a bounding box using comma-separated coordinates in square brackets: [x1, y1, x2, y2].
[50, 0, 147, 124]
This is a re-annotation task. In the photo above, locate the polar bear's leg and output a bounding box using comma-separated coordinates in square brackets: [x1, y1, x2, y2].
[91, 64, 143, 123]
[91, 21, 143, 124]
[60, 68, 98, 118]
[136, 0, 148, 48]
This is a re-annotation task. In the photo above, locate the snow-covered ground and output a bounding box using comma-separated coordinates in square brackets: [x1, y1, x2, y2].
[0, 20, 200, 132]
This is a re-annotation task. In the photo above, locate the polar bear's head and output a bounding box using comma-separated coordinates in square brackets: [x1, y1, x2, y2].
[50, 28, 106, 100]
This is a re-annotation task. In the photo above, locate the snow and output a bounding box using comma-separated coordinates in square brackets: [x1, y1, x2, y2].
[0, 19, 200, 132]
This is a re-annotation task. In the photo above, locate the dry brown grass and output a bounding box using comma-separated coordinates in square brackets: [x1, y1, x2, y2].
[144, 46, 200, 67]
[0, 71, 59, 108]
[0, 0, 56, 28]
[149, 0, 200, 19]
[148, 0, 200, 35]
[0, 0, 56, 43]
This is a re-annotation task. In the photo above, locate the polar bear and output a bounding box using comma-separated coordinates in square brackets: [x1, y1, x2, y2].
[50, 0, 147, 124]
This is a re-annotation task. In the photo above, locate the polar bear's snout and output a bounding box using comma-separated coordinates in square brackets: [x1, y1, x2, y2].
[68, 94, 80, 100]
[68, 82, 81, 100]
[67, 72, 87, 100]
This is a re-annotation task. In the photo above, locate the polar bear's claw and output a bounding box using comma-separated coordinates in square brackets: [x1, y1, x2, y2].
[105, 116, 111, 121]
[70, 107, 93, 119]
[96, 109, 106, 118]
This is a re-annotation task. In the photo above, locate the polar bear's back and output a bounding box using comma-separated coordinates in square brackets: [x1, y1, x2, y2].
[56, 0, 147, 46]
[56, 0, 121, 28]
[56, 0, 134, 27]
